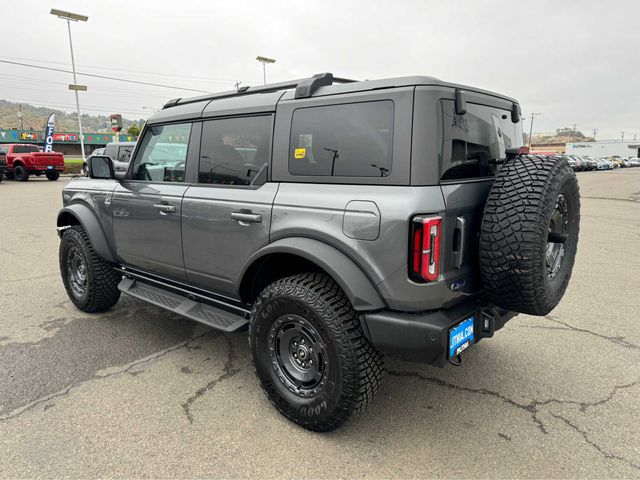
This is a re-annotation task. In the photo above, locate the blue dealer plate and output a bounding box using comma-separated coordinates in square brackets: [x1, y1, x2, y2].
[449, 316, 475, 358]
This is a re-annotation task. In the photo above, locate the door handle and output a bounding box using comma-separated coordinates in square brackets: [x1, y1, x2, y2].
[231, 211, 262, 224]
[153, 203, 176, 214]
[453, 216, 466, 268]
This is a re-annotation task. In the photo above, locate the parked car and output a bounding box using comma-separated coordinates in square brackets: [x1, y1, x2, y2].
[0, 150, 7, 182]
[627, 157, 640, 167]
[57, 72, 580, 432]
[582, 157, 598, 171]
[0, 143, 64, 181]
[83, 142, 136, 176]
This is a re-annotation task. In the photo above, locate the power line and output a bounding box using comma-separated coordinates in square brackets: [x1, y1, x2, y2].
[0, 59, 209, 93]
[0, 55, 247, 84]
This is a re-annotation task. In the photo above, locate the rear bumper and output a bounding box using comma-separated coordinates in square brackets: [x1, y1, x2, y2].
[31, 165, 64, 172]
[360, 298, 517, 367]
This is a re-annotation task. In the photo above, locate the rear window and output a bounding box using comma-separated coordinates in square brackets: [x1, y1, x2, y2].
[439, 100, 520, 181]
[289, 101, 394, 178]
[13, 145, 40, 154]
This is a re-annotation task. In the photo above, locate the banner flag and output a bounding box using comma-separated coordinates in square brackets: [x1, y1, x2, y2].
[44, 113, 55, 152]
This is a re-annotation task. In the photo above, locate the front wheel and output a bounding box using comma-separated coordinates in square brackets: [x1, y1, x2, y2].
[59, 226, 121, 312]
[249, 273, 384, 432]
[46, 171, 60, 181]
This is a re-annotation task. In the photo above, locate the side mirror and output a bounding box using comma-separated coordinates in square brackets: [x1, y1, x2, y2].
[88, 155, 115, 180]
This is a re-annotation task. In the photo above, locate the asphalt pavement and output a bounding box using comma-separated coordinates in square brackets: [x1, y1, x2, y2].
[0, 170, 639, 478]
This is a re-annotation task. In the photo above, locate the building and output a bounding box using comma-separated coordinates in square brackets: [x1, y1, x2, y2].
[566, 140, 639, 158]
[0, 129, 138, 156]
[530, 142, 565, 155]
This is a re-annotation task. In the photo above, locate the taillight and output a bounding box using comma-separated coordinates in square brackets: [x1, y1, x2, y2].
[410, 216, 442, 283]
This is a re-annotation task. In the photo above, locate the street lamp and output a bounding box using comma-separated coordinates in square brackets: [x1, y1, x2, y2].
[256, 56, 276, 85]
[50, 8, 88, 161]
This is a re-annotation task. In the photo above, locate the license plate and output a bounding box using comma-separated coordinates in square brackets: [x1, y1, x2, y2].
[449, 316, 475, 358]
[47, 166, 54, 170]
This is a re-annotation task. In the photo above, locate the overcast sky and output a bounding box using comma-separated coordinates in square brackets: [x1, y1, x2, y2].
[1, 0, 638, 140]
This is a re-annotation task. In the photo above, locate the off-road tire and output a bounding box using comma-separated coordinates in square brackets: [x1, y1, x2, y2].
[249, 273, 384, 432]
[59, 225, 121, 312]
[46, 171, 60, 181]
[13, 165, 29, 182]
[479, 155, 580, 315]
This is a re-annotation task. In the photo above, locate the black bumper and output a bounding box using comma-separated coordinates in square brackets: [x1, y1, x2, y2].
[360, 298, 517, 367]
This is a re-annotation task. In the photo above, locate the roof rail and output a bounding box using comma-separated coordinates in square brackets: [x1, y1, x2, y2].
[162, 72, 356, 109]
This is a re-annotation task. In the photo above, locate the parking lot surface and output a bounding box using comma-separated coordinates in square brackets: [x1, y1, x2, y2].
[1, 170, 639, 478]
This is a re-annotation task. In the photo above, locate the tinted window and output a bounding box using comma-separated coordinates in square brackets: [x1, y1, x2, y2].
[13, 145, 39, 154]
[199, 116, 271, 186]
[439, 100, 519, 180]
[130, 123, 191, 182]
[289, 101, 394, 177]
[117, 145, 134, 163]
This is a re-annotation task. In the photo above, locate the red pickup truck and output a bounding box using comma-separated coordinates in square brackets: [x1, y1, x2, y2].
[0, 144, 64, 181]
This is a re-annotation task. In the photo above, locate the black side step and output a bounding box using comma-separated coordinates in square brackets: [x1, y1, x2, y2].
[118, 278, 248, 332]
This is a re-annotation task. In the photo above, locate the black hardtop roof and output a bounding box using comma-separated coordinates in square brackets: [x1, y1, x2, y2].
[148, 72, 518, 124]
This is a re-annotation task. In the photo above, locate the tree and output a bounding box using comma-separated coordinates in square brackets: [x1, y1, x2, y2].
[127, 123, 141, 138]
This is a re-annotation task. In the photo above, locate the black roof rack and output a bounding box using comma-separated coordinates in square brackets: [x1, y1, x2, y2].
[162, 72, 356, 109]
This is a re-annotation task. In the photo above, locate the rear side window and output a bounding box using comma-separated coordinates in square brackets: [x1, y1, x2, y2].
[117, 146, 134, 163]
[289, 101, 394, 177]
[130, 123, 191, 182]
[198, 115, 272, 186]
[439, 100, 519, 181]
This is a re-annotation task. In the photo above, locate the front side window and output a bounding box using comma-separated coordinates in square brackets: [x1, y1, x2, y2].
[199, 116, 272, 186]
[439, 100, 520, 181]
[130, 123, 191, 182]
[289, 101, 394, 177]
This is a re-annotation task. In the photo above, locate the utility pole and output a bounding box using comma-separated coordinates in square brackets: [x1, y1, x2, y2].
[17, 104, 24, 130]
[234, 81, 242, 90]
[592, 128, 597, 141]
[621, 132, 625, 142]
[528, 112, 541, 148]
[572, 123, 577, 142]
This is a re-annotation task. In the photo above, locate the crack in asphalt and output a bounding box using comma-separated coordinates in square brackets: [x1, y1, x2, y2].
[181, 335, 241, 424]
[387, 370, 640, 471]
[581, 195, 640, 204]
[543, 315, 640, 351]
[551, 413, 640, 471]
[0, 272, 59, 284]
[0, 330, 213, 423]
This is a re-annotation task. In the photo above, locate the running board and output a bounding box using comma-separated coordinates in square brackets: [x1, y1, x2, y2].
[118, 278, 249, 332]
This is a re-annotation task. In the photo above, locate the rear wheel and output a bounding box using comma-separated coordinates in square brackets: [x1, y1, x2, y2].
[480, 155, 580, 315]
[249, 273, 384, 432]
[46, 171, 60, 181]
[13, 165, 29, 182]
[59, 226, 121, 312]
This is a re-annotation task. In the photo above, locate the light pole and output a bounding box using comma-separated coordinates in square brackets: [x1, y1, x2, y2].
[51, 8, 88, 161]
[256, 56, 276, 85]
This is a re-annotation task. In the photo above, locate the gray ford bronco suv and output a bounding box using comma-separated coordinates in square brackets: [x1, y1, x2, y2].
[57, 73, 580, 431]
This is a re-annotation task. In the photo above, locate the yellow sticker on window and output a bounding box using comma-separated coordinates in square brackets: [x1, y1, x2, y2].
[294, 148, 306, 159]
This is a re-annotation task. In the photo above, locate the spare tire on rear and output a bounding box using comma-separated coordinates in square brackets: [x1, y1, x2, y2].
[479, 155, 580, 315]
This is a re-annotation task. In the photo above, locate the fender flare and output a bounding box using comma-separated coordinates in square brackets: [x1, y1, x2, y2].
[241, 237, 385, 311]
[57, 204, 116, 263]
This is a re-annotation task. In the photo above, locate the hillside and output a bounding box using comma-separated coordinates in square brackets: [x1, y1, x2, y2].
[528, 128, 595, 145]
[0, 100, 141, 133]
